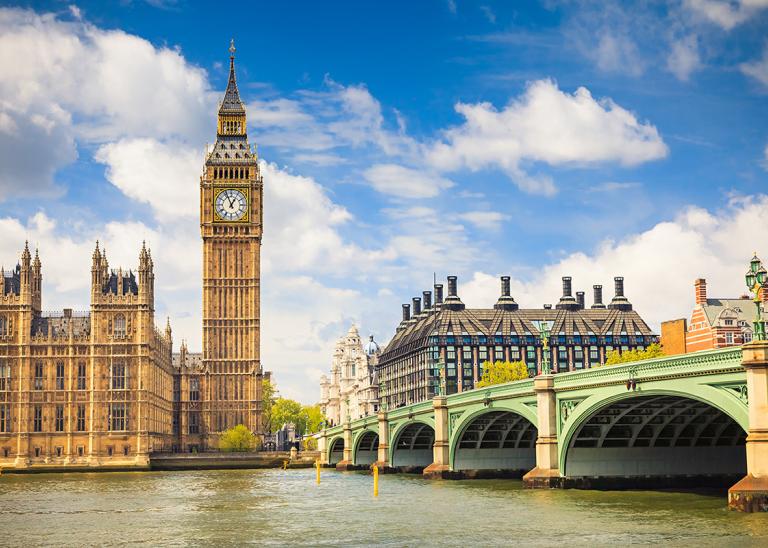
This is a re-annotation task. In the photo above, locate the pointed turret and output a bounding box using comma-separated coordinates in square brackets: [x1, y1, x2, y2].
[20, 241, 31, 300]
[165, 316, 172, 340]
[31, 247, 42, 310]
[219, 39, 246, 115]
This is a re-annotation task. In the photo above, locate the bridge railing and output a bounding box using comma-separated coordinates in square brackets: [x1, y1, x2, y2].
[553, 346, 743, 390]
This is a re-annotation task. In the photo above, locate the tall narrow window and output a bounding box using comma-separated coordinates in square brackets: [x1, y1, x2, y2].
[189, 412, 200, 434]
[0, 360, 9, 391]
[109, 403, 127, 431]
[34, 362, 44, 390]
[77, 362, 86, 390]
[33, 405, 43, 432]
[111, 363, 126, 390]
[76, 405, 86, 432]
[55, 362, 65, 390]
[55, 405, 64, 432]
[113, 314, 126, 338]
[0, 404, 11, 433]
[189, 378, 200, 401]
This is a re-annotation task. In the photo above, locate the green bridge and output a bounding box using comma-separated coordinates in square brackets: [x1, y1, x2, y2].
[317, 343, 768, 512]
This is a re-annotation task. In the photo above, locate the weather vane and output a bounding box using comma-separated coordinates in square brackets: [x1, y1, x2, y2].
[229, 38, 236, 57]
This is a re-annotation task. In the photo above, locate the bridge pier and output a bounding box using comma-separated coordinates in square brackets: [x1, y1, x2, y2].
[729, 340, 768, 512]
[335, 421, 354, 471]
[522, 375, 563, 488]
[424, 396, 451, 479]
[373, 410, 390, 470]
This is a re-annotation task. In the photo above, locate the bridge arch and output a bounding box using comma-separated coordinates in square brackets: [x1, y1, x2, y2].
[449, 407, 537, 475]
[352, 429, 379, 466]
[389, 420, 435, 470]
[327, 436, 344, 465]
[559, 388, 747, 482]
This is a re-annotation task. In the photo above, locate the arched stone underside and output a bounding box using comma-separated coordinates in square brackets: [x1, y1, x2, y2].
[454, 411, 537, 476]
[565, 395, 746, 485]
[328, 438, 344, 465]
[354, 431, 379, 466]
[391, 423, 435, 469]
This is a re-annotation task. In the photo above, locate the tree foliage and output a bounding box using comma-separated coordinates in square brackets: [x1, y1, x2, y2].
[270, 398, 326, 436]
[603, 343, 664, 366]
[218, 424, 259, 452]
[261, 379, 277, 434]
[476, 360, 529, 388]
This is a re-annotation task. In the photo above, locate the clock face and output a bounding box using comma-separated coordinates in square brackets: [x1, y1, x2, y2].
[215, 189, 248, 221]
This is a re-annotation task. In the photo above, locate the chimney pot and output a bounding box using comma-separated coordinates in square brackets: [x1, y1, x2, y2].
[592, 285, 604, 308]
[562, 276, 573, 297]
[402, 304, 410, 322]
[501, 276, 511, 297]
[434, 284, 444, 305]
[423, 291, 432, 310]
[614, 276, 625, 297]
[447, 276, 458, 297]
[544, 304, 552, 310]
[412, 297, 422, 316]
[694, 278, 707, 305]
[576, 291, 585, 309]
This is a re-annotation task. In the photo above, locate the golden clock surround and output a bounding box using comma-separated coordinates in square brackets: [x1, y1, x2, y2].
[213, 187, 250, 223]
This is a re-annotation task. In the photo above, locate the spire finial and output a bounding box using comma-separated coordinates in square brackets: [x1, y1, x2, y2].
[229, 38, 236, 58]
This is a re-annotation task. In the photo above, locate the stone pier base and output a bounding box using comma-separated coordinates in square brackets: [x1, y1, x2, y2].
[729, 475, 768, 512]
[423, 463, 452, 479]
[335, 460, 353, 471]
[522, 467, 565, 489]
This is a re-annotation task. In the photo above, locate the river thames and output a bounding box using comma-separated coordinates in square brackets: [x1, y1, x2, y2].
[1, 468, 767, 546]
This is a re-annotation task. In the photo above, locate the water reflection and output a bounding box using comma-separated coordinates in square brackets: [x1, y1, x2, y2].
[0, 469, 766, 547]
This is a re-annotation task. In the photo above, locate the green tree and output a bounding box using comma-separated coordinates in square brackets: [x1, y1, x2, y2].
[271, 397, 303, 433]
[301, 404, 324, 435]
[218, 424, 259, 452]
[261, 379, 277, 434]
[476, 360, 529, 388]
[602, 343, 664, 366]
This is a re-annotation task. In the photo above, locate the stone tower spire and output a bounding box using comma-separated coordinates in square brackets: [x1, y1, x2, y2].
[31, 246, 42, 310]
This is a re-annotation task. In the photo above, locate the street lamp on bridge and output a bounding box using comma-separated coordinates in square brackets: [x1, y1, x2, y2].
[745, 253, 767, 342]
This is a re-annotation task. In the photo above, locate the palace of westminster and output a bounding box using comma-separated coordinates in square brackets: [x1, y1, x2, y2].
[0, 44, 264, 469]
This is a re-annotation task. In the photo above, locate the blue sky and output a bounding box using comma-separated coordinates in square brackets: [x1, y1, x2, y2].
[0, 1, 767, 402]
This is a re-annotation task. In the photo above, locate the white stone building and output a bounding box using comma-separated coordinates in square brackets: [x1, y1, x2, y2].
[319, 325, 381, 426]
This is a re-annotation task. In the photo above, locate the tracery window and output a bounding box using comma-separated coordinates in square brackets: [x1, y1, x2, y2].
[113, 314, 126, 338]
[109, 403, 127, 431]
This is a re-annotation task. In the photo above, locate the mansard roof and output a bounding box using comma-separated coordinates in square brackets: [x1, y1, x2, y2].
[380, 306, 656, 362]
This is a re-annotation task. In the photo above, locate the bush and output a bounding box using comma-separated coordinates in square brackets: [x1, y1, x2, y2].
[601, 343, 664, 367]
[218, 424, 259, 452]
[476, 360, 529, 388]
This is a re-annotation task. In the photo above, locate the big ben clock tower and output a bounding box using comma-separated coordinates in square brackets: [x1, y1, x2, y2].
[200, 41, 263, 441]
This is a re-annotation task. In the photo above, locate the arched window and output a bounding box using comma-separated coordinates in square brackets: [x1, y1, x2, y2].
[0, 316, 5, 336]
[114, 314, 126, 338]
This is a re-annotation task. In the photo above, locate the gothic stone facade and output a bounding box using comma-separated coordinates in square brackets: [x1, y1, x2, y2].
[0, 243, 175, 470]
[319, 325, 380, 426]
[378, 275, 659, 409]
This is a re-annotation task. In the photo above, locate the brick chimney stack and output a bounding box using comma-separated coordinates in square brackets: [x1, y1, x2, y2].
[694, 278, 707, 305]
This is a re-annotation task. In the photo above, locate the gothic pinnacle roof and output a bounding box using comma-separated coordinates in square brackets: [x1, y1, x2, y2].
[219, 39, 245, 115]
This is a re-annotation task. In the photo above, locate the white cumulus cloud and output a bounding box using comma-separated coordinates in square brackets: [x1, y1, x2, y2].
[362, 164, 455, 198]
[426, 79, 668, 195]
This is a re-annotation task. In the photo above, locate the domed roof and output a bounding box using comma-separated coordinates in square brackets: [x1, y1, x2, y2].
[347, 324, 360, 337]
[364, 334, 380, 356]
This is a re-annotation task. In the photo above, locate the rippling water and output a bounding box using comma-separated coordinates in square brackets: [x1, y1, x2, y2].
[1, 469, 767, 546]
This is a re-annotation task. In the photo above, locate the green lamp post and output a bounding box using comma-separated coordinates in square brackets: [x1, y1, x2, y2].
[745, 253, 767, 342]
[536, 321, 552, 375]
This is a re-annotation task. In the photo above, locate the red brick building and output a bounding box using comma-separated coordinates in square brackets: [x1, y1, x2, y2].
[662, 278, 766, 354]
